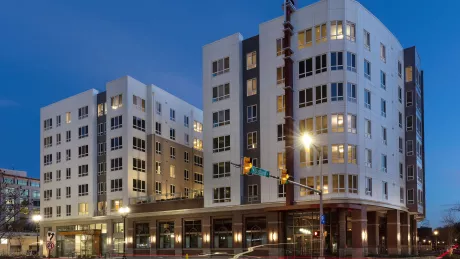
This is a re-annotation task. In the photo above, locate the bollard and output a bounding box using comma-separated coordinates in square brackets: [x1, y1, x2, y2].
[186, 254, 189, 259]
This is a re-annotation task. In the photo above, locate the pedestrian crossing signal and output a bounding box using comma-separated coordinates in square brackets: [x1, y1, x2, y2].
[314, 231, 319, 237]
[243, 157, 253, 175]
[280, 169, 289, 184]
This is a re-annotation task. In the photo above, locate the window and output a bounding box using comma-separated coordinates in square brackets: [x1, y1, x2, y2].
[245, 78, 258, 97]
[194, 155, 203, 167]
[347, 114, 357, 133]
[299, 58, 313, 78]
[66, 130, 71, 142]
[330, 20, 343, 40]
[405, 66, 413, 82]
[276, 37, 284, 56]
[183, 115, 189, 128]
[98, 122, 106, 136]
[194, 138, 203, 151]
[365, 177, 372, 196]
[365, 149, 372, 168]
[133, 116, 145, 132]
[66, 186, 71, 198]
[399, 112, 403, 128]
[247, 51, 257, 70]
[66, 112, 71, 124]
[298, 28, 312, 49]
[56, 206, 61, 217]
[44, 136, 52, 148]
[348, 175, 358, 194]
[278, 182, 286, 198]
[380, 127, 387, 145]
[44, 154, 53, 166]
[66, 168, 71, 180]
[212, 51, 231, 76]
[315, 85, 327, 104]
[331, 83, 344, 101]
[299, 118, 313, 134]
[406, 91, 413, 106]
[77, 203, 89, 216]
[155, 101, 162, 115]
[169, 128, 176, 140]
[170, 146, 176, 159]
[155, 161, 161, 174]
[381, 99, 386, 117]
[364, 30, 370, 50]
[407, 165, 414, 180]
[44, 172, 52, 183]
[348, 145, 357, 164]
[331, 144, 345, 163]
[347, 52, 356, 72]
[111, 136, 123, 151]
[184, 151, 189, 163]
[44, 118, 52, 131]
[133, 180, 146, 193]
[247, 105, 257, 122]
[184, 169, 189, 181]
[213, 187, 231, 203]
[380, 71, 386, 89]
[398, 61, 402, 78]
[332, 174, 345, 193]
[247, 131, 257, 149]
[155, 122, 162, 135]
[381, 154, 387, 172]
[364, 59, 371, 79]
[277, 95, 285, 113]
[277, 124, 285, 141]
[331, 52, 343, 70]
[97, 103, 105, 117]
[170, 165, 176, 178]
[347, 83, 357, 103]
[155, 141, 162, 154]
[277, 152, 286, 169]
[408, 189, 414, 204]
[194, 173, 203, 184]
[399, 163, 404, 179]
[98, 142, 106, 156]
[78, 106, 88, 120]
[398, 86, 402, 103]
[98, 162, 106, 176]
[315, 115, 328, 134]
[133, 95, 145, 112]
[380, 43, 386, 62]
[300, 148, 314, 167]
[111, 94, 123, 109]
[399, 137, 403, 153]
[133, 158, 146, 172]
[133, 137, 146, 152]
[331, 114, 344, 133]
[213, 162, 231, 178]
[56, 115, 61, 127]
[66, 149, 71, 161]
[78, 164, 88, 177]
[194, 121, 203, 132]
[212, 83, 230, 102]
[78, 184, 88, 196]
[248, 184, 259, 201]
[364, 89, 371, 109]
[213, 109, 230, 127]
[276, 66, 285, 84]
[111, 199, 123, 212]
[315, 24, 327, 43]
[382, 182, 388, 200]
[315, 54, 327, 74]
[111, 115, 122, 130]
[111, 157, 123, 171]
[155, 182, 162, 194]
[406, 116, 413, 131]
[346, 21, 355, 41]
[111, 179, 123, 192]
[56, 170, 61, 181]
[299, 88, 313, 107]
[185, 134, 190, 145]
[56, 133, 61, 145]
[44, 207, 52, 218]
[170, 184, 176, 195]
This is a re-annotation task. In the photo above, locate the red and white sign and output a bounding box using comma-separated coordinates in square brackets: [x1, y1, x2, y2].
[46, 242, 55, 250]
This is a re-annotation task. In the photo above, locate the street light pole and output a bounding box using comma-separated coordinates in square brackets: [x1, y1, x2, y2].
[119, 207, 130, 259]
[32, 215, 42, 256]
[434, 230, 439, 251]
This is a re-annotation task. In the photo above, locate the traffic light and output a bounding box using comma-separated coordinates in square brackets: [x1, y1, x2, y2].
[243, 157, 253, 175]
[280, 169, 289, 184]
[314, 231, 320, 238]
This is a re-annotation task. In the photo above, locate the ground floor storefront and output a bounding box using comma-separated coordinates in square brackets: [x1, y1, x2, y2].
[41, 204, 419, 257]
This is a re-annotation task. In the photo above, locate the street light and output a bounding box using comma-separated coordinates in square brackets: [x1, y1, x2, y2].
[301, 133, 324, 258]
[119, 207, 130, 259]
[434, 230, 439, 250]
[32, 215, 42, 256]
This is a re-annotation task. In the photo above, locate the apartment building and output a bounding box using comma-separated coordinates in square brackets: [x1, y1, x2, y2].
[39, 76, 203, 257]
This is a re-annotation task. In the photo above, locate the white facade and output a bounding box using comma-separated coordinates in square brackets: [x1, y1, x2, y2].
[40, 76, 203, 221]
[203, 0, 407, 210]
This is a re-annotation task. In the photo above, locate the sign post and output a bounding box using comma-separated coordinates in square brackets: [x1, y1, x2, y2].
[46, 231, 55, 259]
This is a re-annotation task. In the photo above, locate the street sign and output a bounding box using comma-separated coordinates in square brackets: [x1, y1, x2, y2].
[46, 242, 55, 250]
[249, 167, 270, 177]
[320, 214, 326, 225]
[47, 231, 55, 242]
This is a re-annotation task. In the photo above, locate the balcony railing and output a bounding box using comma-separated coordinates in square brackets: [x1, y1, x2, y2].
[242, 196, 260, 204]
[129, 190, 203, 205]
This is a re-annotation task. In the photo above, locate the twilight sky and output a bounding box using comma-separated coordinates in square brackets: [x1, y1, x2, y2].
[0, 0, 457, 227]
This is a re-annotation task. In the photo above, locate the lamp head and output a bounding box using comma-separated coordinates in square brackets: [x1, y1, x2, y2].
[118, 206, 130, 215]
[301, 133, 313, 148]
[32, 215, 42, 222]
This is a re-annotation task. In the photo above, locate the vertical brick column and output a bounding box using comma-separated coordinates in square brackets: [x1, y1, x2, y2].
[174, 217, 183, 255]
[202, 216, 211, 254]
[351, 207, 368, 258]
[233, 213, 243, 254]
[338, 209, 347, 257]
[400, 212, 410, 255]
[367, 212, 379, 255]
[149, 219, 157, 255]
[387, 210, 401, 255]
[410, 215, 418, 255]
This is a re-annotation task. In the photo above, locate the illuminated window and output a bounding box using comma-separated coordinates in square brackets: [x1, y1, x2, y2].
[332, 174, 345, 193]
[315, 115, 328, 134]
[299, 118, 313, 134]
[277, 95, 285, 113]
[315, 24, 327, 43]
[330, 20, 343, 40]
[194, 138, 203, 151]
[331, 114, 344, 133]
[133, 95, 145, 112]
[277, 152, 286, 170]
[247, 131, 257, 149]
[331, 144, 344, 163]
[194, 121, 203, 132]
[346, 21, 355, 41]
[66, 112, 71, 124]
[246, 51, 257, 70]
[276, 38, 284, 56]
[347, 145, 357, 164]
[111, 199, 123, 212]
[405, 66, 413, 82]
[111, 94, 123, 110]
[298, 28, 312, 49]
[347, 114, 357, 133]
[277, 66, 285, 84]
[247, 78, 257, 96]
[78, 203, 88, 216]
[348, 175, 358, 194]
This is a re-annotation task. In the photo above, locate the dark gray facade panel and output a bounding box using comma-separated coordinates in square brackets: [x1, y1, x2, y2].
[96, 92, 107, 205]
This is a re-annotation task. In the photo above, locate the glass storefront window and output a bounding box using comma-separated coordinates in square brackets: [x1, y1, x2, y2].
[245, 217, 267, 247]
[114, 223, 124, 233]
[213, 219, 232, 248]
[158, 222, 174, 249]
[135, 223, 150, 249]
[184, 220, 202, 248]
[113, 238, 124, 254]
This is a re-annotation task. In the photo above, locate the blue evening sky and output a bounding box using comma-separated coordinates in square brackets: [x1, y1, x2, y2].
[0, 0, 457, 226]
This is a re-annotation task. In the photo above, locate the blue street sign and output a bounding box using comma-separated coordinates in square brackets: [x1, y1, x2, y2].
[249, 167, 270, 177]
[320, 214, 326, 225]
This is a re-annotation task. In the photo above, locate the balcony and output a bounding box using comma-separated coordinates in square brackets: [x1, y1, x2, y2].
[129, 192, 203, 214]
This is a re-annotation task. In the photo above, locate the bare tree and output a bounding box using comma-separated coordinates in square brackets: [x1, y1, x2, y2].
[442, 209, 458, 247]
[419, 219, 431, 228]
